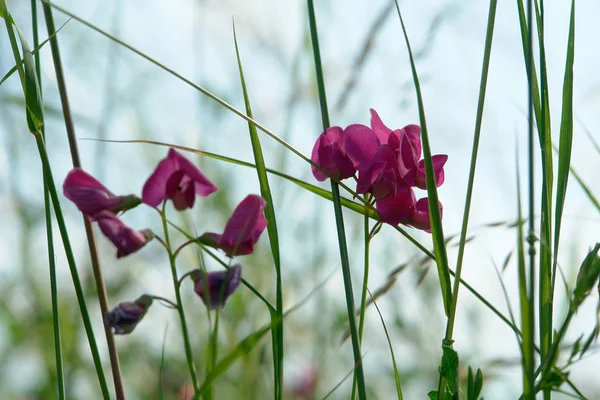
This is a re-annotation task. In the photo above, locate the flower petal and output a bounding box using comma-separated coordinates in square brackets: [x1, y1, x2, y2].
[174, 150, 218, 196]
[375, 188, 416, 226]
[369, 109, 392, 143]
[142, 149, 179, 207]
[407, 197, 443, 232]
[219, 195, 267, 256]
[341, 124, 380, 170]
[415, 154, 448, 190]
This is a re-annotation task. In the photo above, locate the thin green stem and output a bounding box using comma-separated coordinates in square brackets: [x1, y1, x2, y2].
[31, 1, 65, 397]
[352, 197, 374, 400]
[160, 208, 200, 394]
[448, 0, 498, 340]
[34, 132, 109, 399]
[306, 1, 366, 398]
[40, 3, 125, 398]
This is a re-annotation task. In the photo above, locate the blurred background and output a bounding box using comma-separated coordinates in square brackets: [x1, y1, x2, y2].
[2, 0, 600, 398]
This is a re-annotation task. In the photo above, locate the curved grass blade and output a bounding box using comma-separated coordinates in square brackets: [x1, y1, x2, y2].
[393, 0, 452, 319]
[233, 23, 284, 400]
[369, 290, 404, 399]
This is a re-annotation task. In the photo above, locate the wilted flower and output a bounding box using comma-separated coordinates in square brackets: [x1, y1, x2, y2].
[198, 194, 267, 257]
[190, 265, 242, 310]
[311, 125, 361, 182]
[63, 168, 141, 220]
[142, 148, 218, 210]
[95, 211, 153, 258]
[105, 294, 153, 335]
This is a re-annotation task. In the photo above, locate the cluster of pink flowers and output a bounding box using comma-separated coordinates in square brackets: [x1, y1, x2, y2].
[63, 148, 267, 334]
[311, 109, 447, 231]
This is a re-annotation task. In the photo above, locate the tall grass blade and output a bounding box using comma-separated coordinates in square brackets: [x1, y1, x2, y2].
[306, 1, 366, 398]
[233, 24, 284, 400]
[552, 0, 575, 295]
[393, 0, 452, 320]
[31, 0, 65, 396]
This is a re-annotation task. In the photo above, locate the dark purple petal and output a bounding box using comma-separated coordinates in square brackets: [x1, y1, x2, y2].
[415, 154, 448, 190]
[311, 126, 356, 181]
[219, 195, 267, 256]
[105, 295, 153, 335]
[341, 124, 380, 170]
[96, 211, 153, 258]
[142, 148, 217, 209]
[175, 151, 219, 196]
[375, 188, 416, 226]
[63, 168, 139, 219]
[191, 265, 242, 310]
[142, 150, 179, 206]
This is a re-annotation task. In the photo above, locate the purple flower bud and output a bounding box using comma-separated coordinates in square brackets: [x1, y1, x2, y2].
[199, 195, 267, 257]
[95, 211, 153, 258]
[190, 265, 242, 310]
[105, 294, 153, 335]
[142, 148, 218, 210]
[63, 168, 141, 220]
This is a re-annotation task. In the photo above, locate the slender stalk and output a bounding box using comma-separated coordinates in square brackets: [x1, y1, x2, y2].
[525, 1, 540, 398]
[34, 132, 110, 398]
[306, 1, 366, 398]
[40, 3, 126, 398]
[352, 199, 375, 399]
[160, 209, 200, 394]
[31, 1, 65, 398]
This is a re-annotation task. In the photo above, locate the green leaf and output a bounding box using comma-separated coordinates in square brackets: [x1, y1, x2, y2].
[427, 390, 453, 400]
[439, 346, 459, 395]
[15, 26, 44, 133]
[467, 367, 483, 400]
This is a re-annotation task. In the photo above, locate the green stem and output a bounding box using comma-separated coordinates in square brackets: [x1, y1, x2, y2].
[160, 208, 200, 394]
[31, 1, 65, 397]
[40, 3, 126, 398]
[352, 198, 374, 400]
[306, 1, 367, 398]
[34, 132, 109, 399]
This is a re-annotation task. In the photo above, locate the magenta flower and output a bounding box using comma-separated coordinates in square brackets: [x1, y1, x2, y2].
[311, 126, 361, 181]
[63, 168, 141, 220]
[396, 125, 448, 190]
[95, 211, 153, 258]
[190, 265, 242, 310]
[405, 197, 443, 232]
[375, 187, 416, 226]
[199, 194, 267, 257]
[105, 294, 153, 335]
[142, 148, 218, 210]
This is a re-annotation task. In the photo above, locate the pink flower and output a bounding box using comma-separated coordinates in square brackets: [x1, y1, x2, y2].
[95, 211, 153, 258]
[190, 265, 242, 310]
[63, 168, 141, 220]
[199, 194, 267, 257]
[405, 197, 443, 232]
[142, 148, 218, 210]
[105, 294, 153, 335]
[375, 187, 416, 226]
[311, 126, 361, 181]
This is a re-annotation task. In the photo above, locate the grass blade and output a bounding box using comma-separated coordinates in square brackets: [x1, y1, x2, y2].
[306, 1, 366, 398]
[393, 0, 452, 320]
[233, 23, 284, 400]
